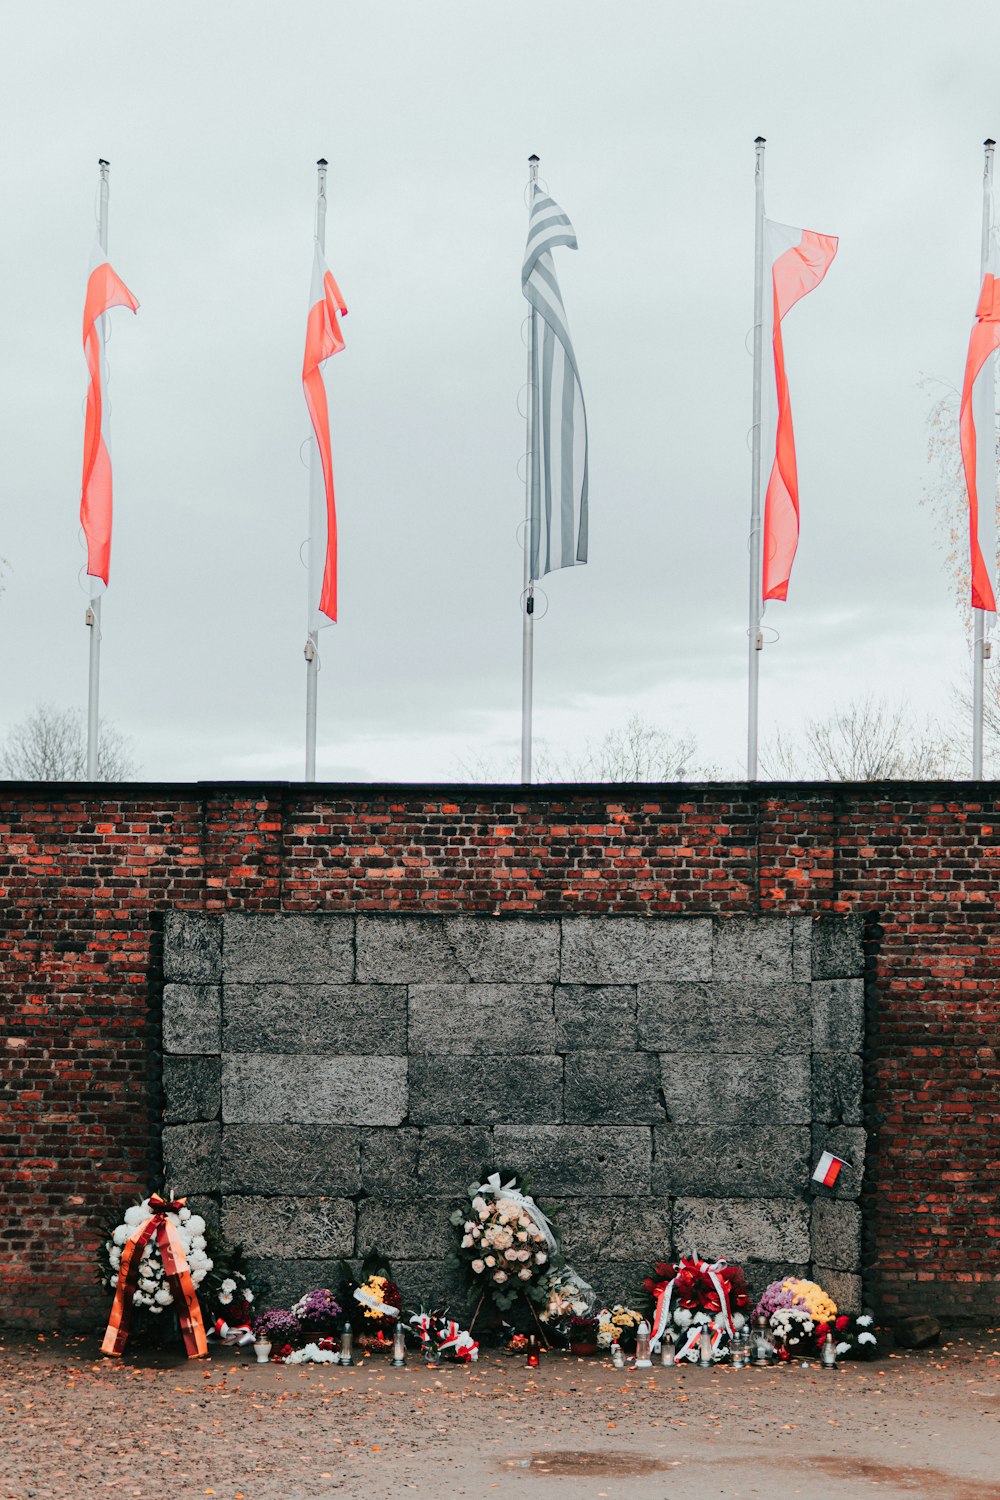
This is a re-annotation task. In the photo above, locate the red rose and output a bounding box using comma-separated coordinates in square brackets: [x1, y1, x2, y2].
[835, 1315, 850, 1332]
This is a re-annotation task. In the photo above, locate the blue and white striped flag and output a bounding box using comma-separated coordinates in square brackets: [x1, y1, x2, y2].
[522, 184, 589, 580]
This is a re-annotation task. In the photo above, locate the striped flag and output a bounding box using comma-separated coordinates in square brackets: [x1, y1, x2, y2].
[302, 241, 347, 624]
[812, 1150, 847, 1187]
[960, 225, 1000, 616]
[761, 221, 838, 603]
[81, 242, 138, 589]
[522, 183, 588, 581]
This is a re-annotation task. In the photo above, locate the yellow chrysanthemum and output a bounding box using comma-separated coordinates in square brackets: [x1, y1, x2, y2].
[786, 1278, 838, 1323]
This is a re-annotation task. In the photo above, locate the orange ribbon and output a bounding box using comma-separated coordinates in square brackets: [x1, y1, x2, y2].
[101, 1194, 208, 1359]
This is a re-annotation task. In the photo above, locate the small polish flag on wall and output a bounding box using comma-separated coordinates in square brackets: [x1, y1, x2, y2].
[812, 1151, 847, 1187]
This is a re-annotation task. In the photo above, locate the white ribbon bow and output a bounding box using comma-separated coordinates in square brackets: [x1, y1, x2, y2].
[475, 1172, 558, 1252]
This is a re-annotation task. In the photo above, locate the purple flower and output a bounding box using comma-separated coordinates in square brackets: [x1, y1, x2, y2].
[253, 1309, 302, 1343]
[752, 1280, 799, 1323]
[292, 1287, 342, 1332]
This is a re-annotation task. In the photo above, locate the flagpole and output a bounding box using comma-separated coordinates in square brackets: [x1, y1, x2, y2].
[747, 136, 766, 781]
[86, 157, 111, 781]
[973, 137, 995, 779]
[520, 153, 539, 784]
[304, 157, 327, 783]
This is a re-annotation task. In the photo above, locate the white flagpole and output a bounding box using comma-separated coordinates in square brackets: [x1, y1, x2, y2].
[972, 136, 995, 779]
[304, 157, 327, 783]
[746, 136, 766, 781]
[86, 157, 111, 781]
[520, 153, 539, 784]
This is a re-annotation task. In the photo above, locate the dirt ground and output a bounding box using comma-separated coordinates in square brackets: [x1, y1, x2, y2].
[1, 1328, 998, 1500]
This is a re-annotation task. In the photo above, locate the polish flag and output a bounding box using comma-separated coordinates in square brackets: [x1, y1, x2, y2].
[762, 221, 838, 603]
[960, 245, 1000, 616]
[812, 1150, 847, 1187]
[302, 242, 347, 624]
[81, 243, 138, 588]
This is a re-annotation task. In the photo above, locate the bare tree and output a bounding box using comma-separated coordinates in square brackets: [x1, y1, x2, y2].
[763, 695, 961, 781]
[454, 714, 711, 783]
[0, 703, 137, 781]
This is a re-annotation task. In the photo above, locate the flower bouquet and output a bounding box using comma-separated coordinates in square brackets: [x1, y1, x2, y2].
[567, 1315, 600, 1356]
[816, 1311, 879, 1361]
[292, 1286, 342, 1336]
[597, 1305, 644, 1354]
[337, 1252, 402, 1346]
[642, 1253, 750, 1363]
[449, 1172, 555, 1315]
[253, 1307, 303, 1363]
[753, 1277, 839, 1359]
[537, 1265, 597, 1344]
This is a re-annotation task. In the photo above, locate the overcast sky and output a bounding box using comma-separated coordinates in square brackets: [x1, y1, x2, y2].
[0, 0, 997, 782]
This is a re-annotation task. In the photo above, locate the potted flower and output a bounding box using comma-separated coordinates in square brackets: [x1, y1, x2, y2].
[568, 1314, 599, 1356]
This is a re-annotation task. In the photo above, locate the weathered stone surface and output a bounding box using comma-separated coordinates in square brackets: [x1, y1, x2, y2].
[557, 1198, 671, 1263]
[660, 1054, 810, 1124]
[163, 984, 221, 1055]
[221, 1124, 360, 1195]
[811, 1126, 866, 1200]
[419, 1126, 492, 1193]
[894, 1314, 941, 1348]
[222, 984, 406, 1054]
[162, 1122, 221, 1195]
[638, 982, 810, 1053]
[711, 918, 793, 982]
[673, 1197, 811, 1260]
[560, 918, 712, 984]
[811, 916, 864, 980]
[408, 1056, 562, 1125]
[493, 1126, 652, 1196]
[163, 1056, 221, 1124]
[360, 1128, 421, 1197]
[571, 1262, 649, 1307]
[408, 985, 554, 1055]
[812, 980, 865, 1053]
[223, 915, 354, 984]
[812, 1266, 862, 1314]
[244, 1258, 343, 1310]
[222, 1195, 355, 1258]
[222, 1055, 407, 1126]
[742, 1259, 809, 1301]
[356, 1197, 455, 1260]
[651, 1125, 810, 1198]
[164, 913, 221, 984]
[355, 917, 468, 982]
[444, 917, 561, 982]
[791, 917, 813, 982]
[563, 1052, 665, 1124]
[554, 986, 638, 1052]
[812, 1052, 863, 1125]
[386, 1259, 468, 1311]
[811, 1199, 861, 1272]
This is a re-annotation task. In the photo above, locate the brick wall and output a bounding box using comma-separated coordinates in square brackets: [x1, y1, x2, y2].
[1, 782, 997, 1326]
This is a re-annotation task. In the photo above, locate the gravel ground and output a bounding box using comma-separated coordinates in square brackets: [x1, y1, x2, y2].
[2, 1328, 998, 1500]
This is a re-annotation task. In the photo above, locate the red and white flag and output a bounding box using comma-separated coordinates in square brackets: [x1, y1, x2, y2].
[960, 237, 1000, 616]
[812, 1150, 847, 1187]
[302, 242, 347, 625]
[81, 243, 138, 589]
[762, 221, 838, 603]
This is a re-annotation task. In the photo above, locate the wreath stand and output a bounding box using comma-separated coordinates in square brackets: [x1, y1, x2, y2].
[468, 1289, 552, 1348]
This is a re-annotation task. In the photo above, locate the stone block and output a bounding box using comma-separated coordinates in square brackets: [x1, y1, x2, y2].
[408, 1056, 562, 1125]
[811, 916, 864, 980]
[164, 913, 221, 984]
[162, 984, 221, 1055]
[222, 1195, 355, 1258]
[356, 1197, 455, 1260]
[571, 1262, 649, 1307]
[711, 918, 793, 982]
[221, 1124, 360, 1196]
[493, 1125, 652, 1197]
[222, 984, 406, 1054]
[659, 1054, 810, 1124]
[554, 986, 638, 1051]
[223, 915, 354, 984]
[443, 917, 561, 982]
[563, 1052, 665, 1124]
[791, 917, 813, 982]
[742, 1259, 809, 1303]
[162, 1122, 221, 1196]
[651, 1125, 810, 1198]
[360, 1128, 421, 1197]
[557, 1198, 671, 1263]
[638, 982, 810, 1053]
[811, 1266, 862, 1314]
[408, 985, 555, 1055]
[163, 1056, 221, 1124]
[355, 917, 468, 982]
[673, 1197, 811, 1261]
[222, 1055, 407, 1126]
[419, 1126, 493, 1194]
[244, 1258, 343, 1312]
[812, 1053, 863, 1125]
[811, 1200, 861, 1272]
[560, 918, 712, 984]
[812, 980, 865, 1053]
[387, 1259, 468, 1311]
[810, 1126, 866, 1200]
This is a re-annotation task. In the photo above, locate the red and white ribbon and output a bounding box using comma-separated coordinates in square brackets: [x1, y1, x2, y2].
[650, 1254, 735, 1351]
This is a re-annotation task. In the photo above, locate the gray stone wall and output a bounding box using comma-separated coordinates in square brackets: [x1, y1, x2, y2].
[161, 912, 866, 1313]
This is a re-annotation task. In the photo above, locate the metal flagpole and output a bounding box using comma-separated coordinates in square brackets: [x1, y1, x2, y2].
[520, 153, 539, 784]
[972, 136, 995, 779]
[86, 157, 111, 781]
[746, 137, 766, 781]
[304, 157, 327, 782]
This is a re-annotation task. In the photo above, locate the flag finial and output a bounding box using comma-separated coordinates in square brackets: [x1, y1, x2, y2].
[754, 136, 766, 145]
[98, 157, 109, 167]
[528, 153, 539, 163]
[317, 157, 328, 166]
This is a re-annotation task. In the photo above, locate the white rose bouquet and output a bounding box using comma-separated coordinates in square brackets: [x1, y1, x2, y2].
[449, 1174, 556, 1313]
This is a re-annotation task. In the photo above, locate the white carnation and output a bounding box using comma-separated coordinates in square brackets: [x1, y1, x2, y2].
[139, 1277, 157, 1294]
[836, 1340, 851, 1356]
[186, 1215, 206, 1237]
[123, 1206, 146, 1228]
[191, 1269, 206, 1287]
[858, 1331, 876, 1345]
[112, 1225, 130, 1247]
[221, 1278, 236, 1294]
[191, 1235, 207, 1252]
[154, 1288, 173, 1307]
[109, 1248, 122, 1270]
[178, 1207, 191, 1223]
[674, 1309, 693, 1328]
[110, 1275, 118, 1288]
[244, 1288, 254, 1302]
[856, 1314, 874, 1327]
[219, 1290, 233, 1305]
